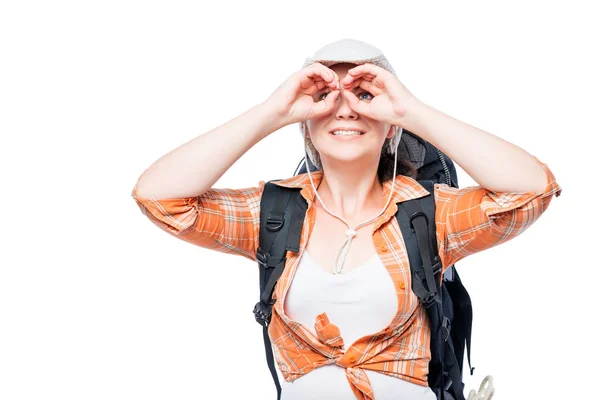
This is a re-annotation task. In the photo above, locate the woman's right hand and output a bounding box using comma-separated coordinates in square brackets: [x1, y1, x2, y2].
[263, 63, 341, 127]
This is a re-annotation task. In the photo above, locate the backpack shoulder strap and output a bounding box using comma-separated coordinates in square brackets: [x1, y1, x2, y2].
[253, 180, 307, 400]
[396, 180, 466, 400]
[396, 179, 441, 307]
[255, 181, 306, 313]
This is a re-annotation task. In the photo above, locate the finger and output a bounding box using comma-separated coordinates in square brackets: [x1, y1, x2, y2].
[312, 89, 340, 115]
[339, 78, 384, 98]
[342, 69, 375, 85]
[302, 80, 329, 96]
[347, 62, 387, 77]
[342, 78, 387, 101]
[307, 63, 336, 82]
[342, 63, 388, 85]
[341, 90, 371, 116]
[299, 73, 325, 90]
[315, 62, 339, 81]
[314, 80, 328, 91]
[342, 73, 384, 91]
[331, 70, 340, 88]
[341, 77, 362, 91]
[310, 63, 339, 89]
[356, 79, 385, 96]
[343, 72, 377, 83]
[341, 75, 376, 95]
[298, 79, 333, 99]
[299, 73, 337, 95]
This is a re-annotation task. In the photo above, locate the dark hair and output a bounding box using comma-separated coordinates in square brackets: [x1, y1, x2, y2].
[378, 149, 417, 183]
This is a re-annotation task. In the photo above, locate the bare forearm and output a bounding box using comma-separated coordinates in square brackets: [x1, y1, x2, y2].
[134, 102, 283, 199]
[396, 101, 547, 193]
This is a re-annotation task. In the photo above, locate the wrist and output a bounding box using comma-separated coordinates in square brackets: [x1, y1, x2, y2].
[393, 98, 429, 131]
[258, 99, 291, 130]
[253, 101, 288, 137]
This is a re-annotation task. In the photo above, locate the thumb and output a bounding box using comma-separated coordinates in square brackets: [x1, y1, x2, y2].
[312, 90, 339, 116]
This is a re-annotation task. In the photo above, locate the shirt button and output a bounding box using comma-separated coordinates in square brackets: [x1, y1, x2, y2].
[380, 246, 388, 252]
[349, 356, 357, 364]
[398, 281, 405, 290]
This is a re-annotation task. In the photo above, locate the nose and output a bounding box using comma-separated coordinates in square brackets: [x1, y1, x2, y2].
[334, 88, 358, 120]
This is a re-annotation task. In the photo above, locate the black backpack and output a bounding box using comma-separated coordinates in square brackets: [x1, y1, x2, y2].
[253, 130, 474, 400]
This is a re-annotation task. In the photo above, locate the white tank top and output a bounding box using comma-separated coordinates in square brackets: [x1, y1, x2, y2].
[277, 251, 436, 400]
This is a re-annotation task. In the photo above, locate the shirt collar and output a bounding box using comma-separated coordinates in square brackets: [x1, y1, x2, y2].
[270, 170, 431, 206]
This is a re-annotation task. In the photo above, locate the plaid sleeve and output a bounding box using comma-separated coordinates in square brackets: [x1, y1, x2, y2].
[434, 159, 562, 271]
[131, 179, 265, 262]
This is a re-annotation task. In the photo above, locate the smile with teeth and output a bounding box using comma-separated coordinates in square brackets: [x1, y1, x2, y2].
[331, 130, 364, 136]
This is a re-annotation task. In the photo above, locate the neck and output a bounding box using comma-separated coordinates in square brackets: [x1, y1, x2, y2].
[316, 158, 385, 219]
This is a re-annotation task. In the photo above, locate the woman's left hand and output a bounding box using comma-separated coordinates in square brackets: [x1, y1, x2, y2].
[340, 63, 421, 125]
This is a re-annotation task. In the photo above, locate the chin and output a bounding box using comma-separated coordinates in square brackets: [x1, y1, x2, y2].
[319, 149, 376, 166]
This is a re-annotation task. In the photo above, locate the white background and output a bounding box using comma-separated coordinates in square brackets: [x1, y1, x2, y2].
[1, 1, 598, 399]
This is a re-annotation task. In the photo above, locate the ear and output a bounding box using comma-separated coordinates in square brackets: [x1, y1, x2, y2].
[300, 122, 308, 138]
[386, 125, 396, 139]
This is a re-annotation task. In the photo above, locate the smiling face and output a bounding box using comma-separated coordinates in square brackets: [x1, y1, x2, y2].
[304, 63, 396, 170]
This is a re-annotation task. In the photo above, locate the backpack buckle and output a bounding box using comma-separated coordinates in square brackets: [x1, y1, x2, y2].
[266, 212, 285, 232]
[256, 248, 279, 269]
[253, 301, 273, 327]
[441, 317, 451, 342]
[256, 249, 268, 269]
[422, 292, 441, 308]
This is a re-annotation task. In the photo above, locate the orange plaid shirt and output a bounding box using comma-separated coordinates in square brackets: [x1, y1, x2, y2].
[131, 160, 561, 400]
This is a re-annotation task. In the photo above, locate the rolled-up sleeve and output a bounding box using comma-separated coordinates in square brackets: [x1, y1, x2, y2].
[131, 178, 265, 262]
[434, 159, 562, 270]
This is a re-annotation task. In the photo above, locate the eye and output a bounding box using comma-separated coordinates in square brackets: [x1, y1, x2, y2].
[357, 91, 374, 101]
[316, 90, 374, 101]
[317, 91, 330, 101]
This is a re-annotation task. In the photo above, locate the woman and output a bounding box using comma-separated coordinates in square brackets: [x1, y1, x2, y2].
[131, 39, 561, 400]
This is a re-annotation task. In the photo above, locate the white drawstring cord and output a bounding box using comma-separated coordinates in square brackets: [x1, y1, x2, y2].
[467, 376, 495, 400]
[304, 128, 401, 274]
